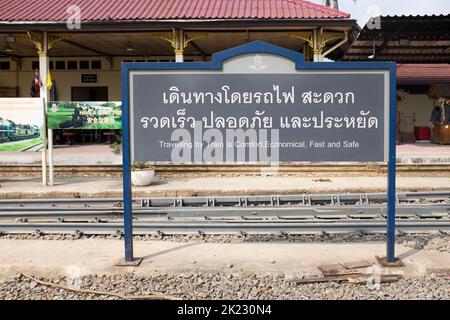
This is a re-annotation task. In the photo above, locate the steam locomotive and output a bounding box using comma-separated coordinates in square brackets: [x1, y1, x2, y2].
[0, 117, 40, 143]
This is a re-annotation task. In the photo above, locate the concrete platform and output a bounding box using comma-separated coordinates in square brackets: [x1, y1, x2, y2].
[397, 142, 450, 164]
[0, 176, 449, 198]
[0, 144, 121, 165]
[0, 142, 449, 165]
[0, 239, 448, 281]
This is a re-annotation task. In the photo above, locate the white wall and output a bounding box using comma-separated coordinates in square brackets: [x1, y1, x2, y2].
[397, 89, 436, 127]
[0, 58, 19, 89]
[0, 56, 203, 100]
[1, 59, 441, 127]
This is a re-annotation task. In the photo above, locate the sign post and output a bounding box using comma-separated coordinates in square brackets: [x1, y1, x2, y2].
[120, 75, 135, 262]
[121, 41, 397, 263]
[387, 67, 397, 263]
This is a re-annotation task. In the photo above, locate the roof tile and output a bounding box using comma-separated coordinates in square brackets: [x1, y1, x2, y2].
[398, 64, 450, 84]
[0, 0, 350, 22]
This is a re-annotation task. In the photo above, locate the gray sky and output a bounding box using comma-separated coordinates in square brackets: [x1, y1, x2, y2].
[310, 0, 450, 26]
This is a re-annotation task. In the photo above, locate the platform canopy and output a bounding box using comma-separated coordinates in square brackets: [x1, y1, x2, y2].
[397, 64, 450, 85]
[343, 15, 450, 63]
[0, 0, 357, 60]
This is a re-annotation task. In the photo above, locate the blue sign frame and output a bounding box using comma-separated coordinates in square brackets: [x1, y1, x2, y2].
[121, 41, 397, 263]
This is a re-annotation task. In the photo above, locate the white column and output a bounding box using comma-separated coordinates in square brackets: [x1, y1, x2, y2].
[39, 32, 53, 186]
[313, 29, 322, 62]
[175, 29, 184, 62]
[175, 50, 184, 63]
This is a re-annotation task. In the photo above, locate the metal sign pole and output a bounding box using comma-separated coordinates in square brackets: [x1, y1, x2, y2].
[48, 129, 54, 186]
[387, 66, 397, 263]
[121, 67, 134, 263]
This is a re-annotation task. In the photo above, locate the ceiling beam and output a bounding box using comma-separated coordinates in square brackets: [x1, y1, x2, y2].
[359, 32, 450, 40]
[188, 40, 207, 57]
[374, 27, 402, 57]
[345, 52, 450, 57]
[350, 45, 450, 50]
[62, 39, 111, 57]
[0, 51, 22, 58]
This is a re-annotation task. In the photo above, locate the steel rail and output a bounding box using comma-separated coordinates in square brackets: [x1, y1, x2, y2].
[0, 192, 448, 235]
[1, 219, 449, 235]
[0, 192, 448, 209]
[0, 205, 448, 222]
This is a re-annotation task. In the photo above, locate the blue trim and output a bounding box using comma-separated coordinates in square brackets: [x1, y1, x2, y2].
[121, 64, 134, 262]
[121, 40, 397, 262]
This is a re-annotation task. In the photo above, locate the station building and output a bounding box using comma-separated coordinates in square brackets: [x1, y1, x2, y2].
[0, 1, 449, 154]
[0, 0, 357, 96]
[0, 0, 358, 139]
[343, 14, 450, 144]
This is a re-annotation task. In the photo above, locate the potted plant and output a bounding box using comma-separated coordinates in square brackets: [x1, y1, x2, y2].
[131, 161, 155, 186]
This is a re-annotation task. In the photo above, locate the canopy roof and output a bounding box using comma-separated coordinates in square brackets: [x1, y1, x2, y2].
[0, 0, 350, 23]
[398, 64, 450, 85]
[0, 0, 356, 59]
[343, 15, 450, 63]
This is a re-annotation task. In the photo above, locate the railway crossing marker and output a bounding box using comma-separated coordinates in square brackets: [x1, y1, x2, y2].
[121, 41, 398, 264]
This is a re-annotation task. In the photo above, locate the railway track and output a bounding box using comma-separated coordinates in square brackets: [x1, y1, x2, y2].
[20, 142, 45, 152]
[0, 192, 449, 235]
[0, 163, 449, 178]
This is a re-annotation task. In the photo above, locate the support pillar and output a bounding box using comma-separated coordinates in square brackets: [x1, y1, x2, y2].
[313, 29, 322, 62]
[38, 33, 54, 186]
[150, 29, 208, 63]
[175, 29, 184, 62]
[290, 28, 347, 63]
[25, 32, 67, 186]
[39, 34, 49, 186]
[175, 49, 184, 63]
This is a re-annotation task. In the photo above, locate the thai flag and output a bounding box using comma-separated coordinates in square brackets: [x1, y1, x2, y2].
[34, 69, 41, 88]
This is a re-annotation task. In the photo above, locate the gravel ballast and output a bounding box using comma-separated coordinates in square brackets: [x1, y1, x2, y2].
[1, 233, 448, 300]
[0, 272, 448, 300]
[1, 232, 449, 252]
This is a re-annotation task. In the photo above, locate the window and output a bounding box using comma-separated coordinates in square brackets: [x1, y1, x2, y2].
[49, 61, 54, 70]
[67, 61, 78, 70]
[32, 61, 39, 71]
[135, 60, 146, 63]
[55, 61, 66, 70]
[91, 60, 102, 69]
[80, 60, 89, 69]
[0, 61, 11, 70]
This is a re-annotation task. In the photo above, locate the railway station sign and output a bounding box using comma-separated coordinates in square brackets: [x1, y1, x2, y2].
[47, 101, 122, 129]
[121, 41, 397, 263]
[126, 43, 391, 164]
[81, 74, 98, 84]
[0, 98, 45, 152]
